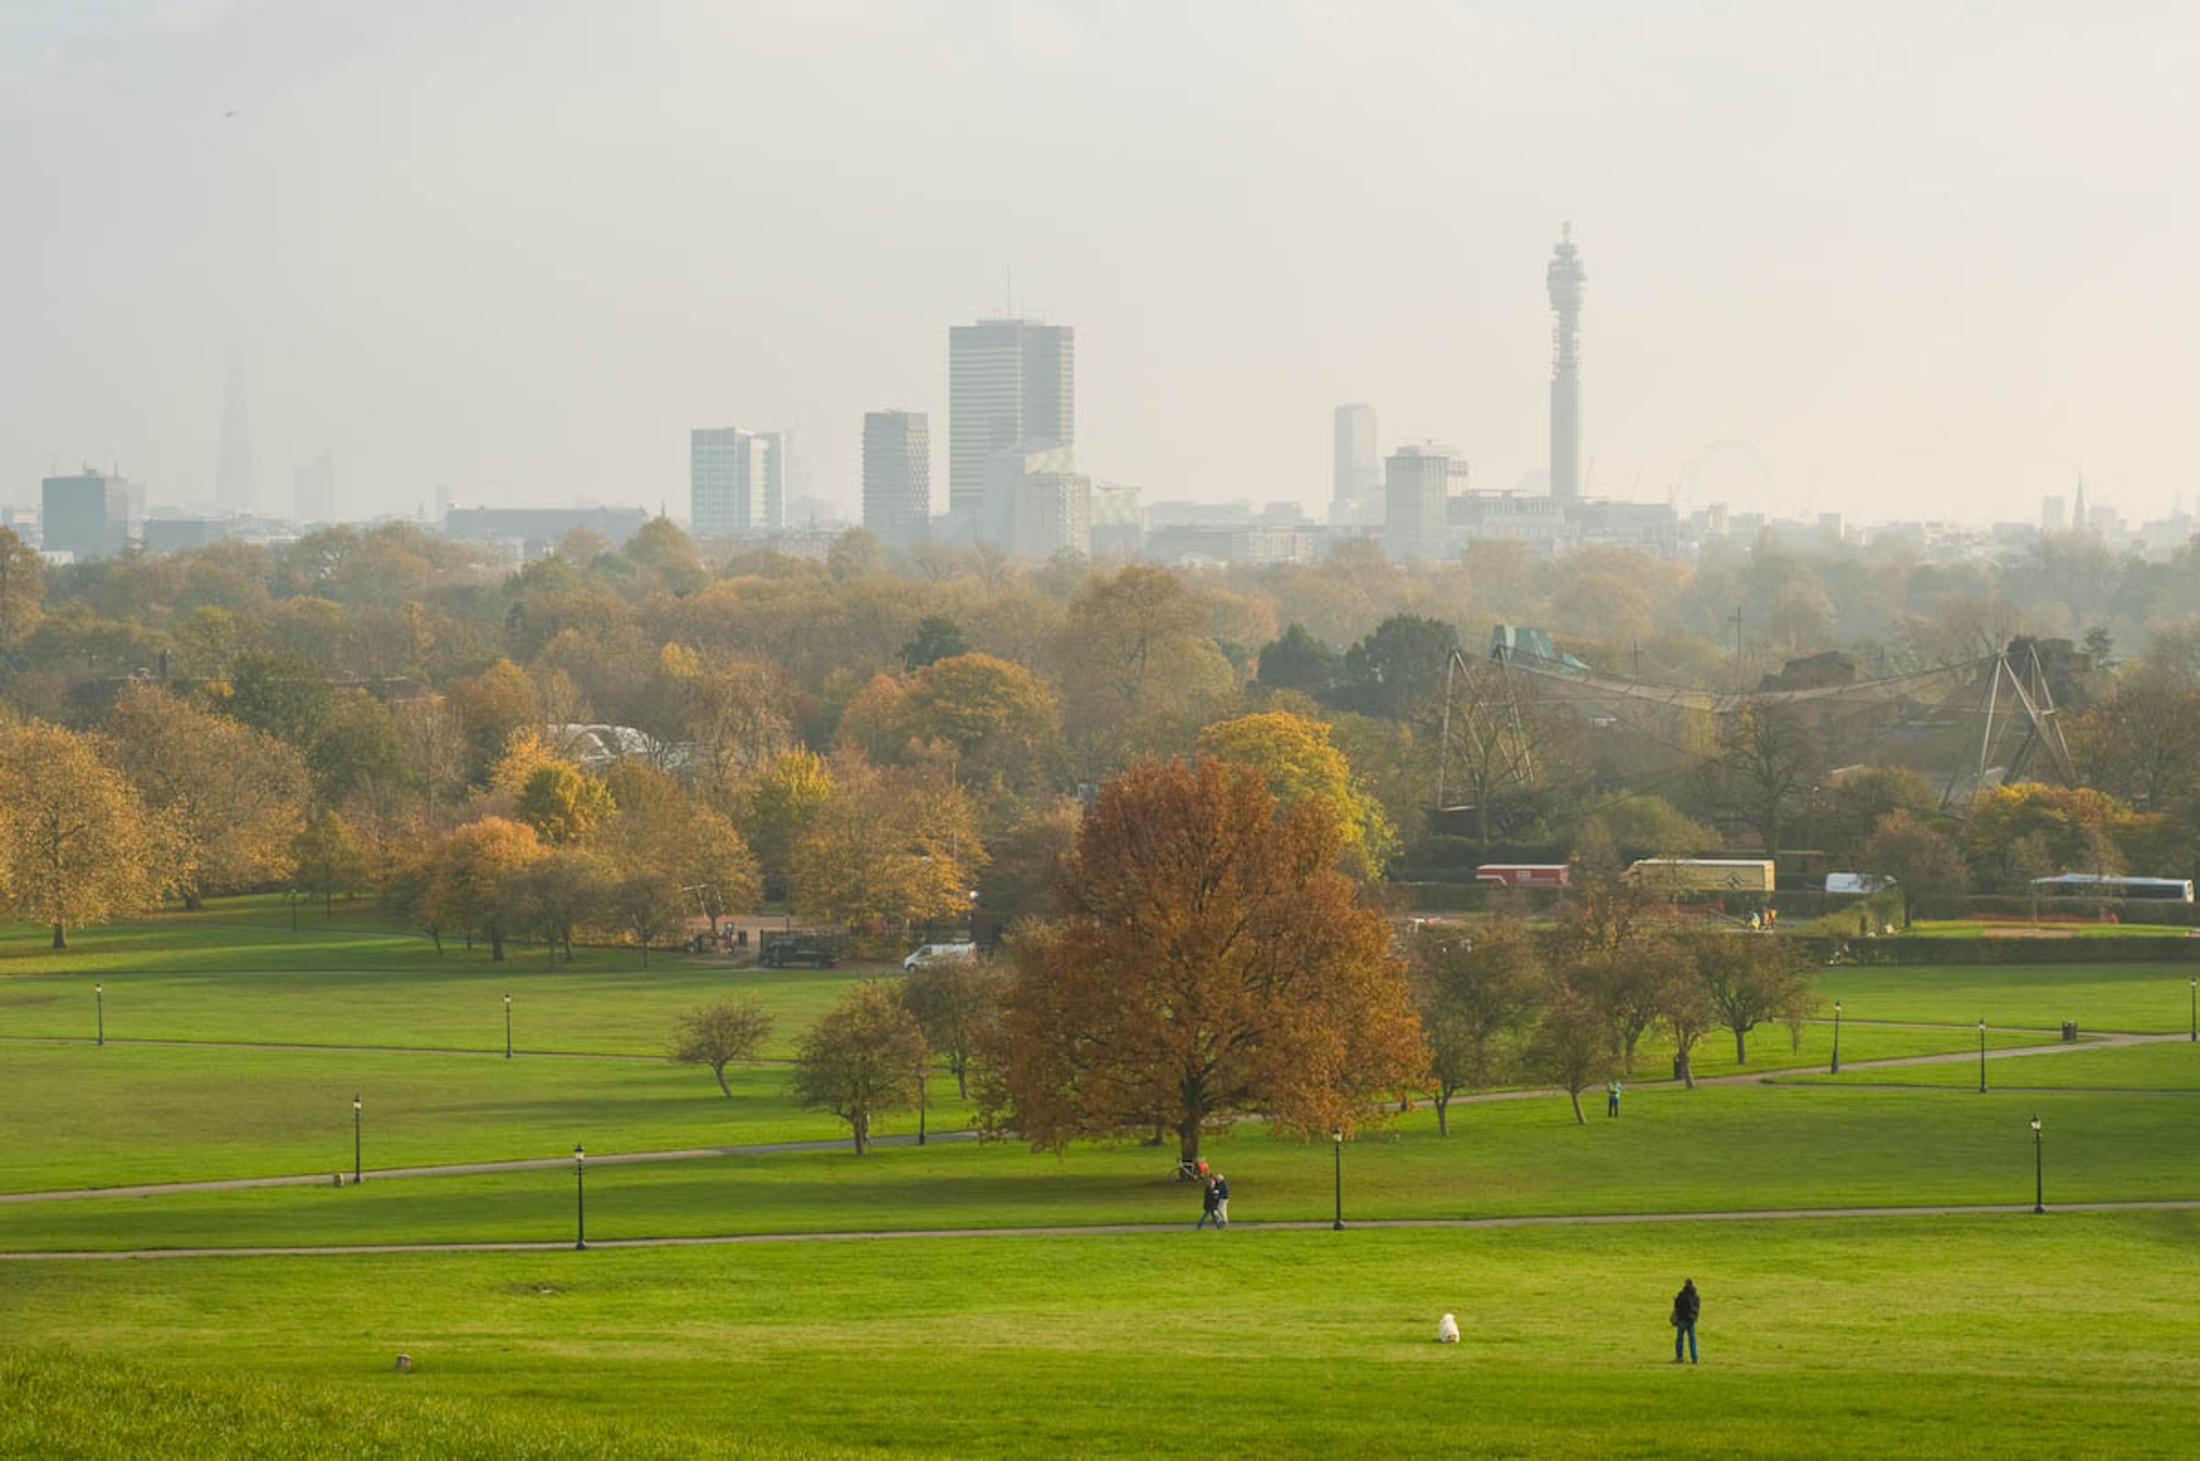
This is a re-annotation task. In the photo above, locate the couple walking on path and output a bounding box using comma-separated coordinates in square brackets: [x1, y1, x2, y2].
[1196, 1172, 1231, 1229]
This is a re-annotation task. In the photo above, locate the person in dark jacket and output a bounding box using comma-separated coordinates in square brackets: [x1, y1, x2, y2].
[1670, 1278, 1701, 1363]
[1196, 1175, 1222, 1230]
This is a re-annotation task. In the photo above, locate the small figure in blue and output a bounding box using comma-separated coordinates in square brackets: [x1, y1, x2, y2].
[1606, 1079, 1623, 1118]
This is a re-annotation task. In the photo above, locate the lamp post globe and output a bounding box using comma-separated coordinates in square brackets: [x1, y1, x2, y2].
[2030, 1116, 2044, 1215]
[574, 1143, 588, 1250]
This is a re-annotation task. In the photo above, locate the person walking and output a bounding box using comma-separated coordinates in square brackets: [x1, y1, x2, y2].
[1213, 1172, 1231, 1227]
[1606, 1079, 1623, 1118]
[1196, 1175, 1222, 1230]
[1670, 1278, 1701, 1364]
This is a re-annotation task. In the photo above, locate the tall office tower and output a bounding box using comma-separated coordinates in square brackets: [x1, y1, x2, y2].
[861, 411, 931, 549]
[2072, 478, 2089, 533]
[293, 452, 336, 523]
[1332, 404, 1380, 523]
[2040, 495, 2066, 533]
[41, 468, 132, 559]
[948, 317, 1074, 517]
[689, 427, 784, 535]
[1384, 445, 1452, 562]
[1546, 224, 1586, 502]
[215, 352, 256, 512]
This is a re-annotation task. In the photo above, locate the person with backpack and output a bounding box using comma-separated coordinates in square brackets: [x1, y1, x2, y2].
[1670, 1278, 1701, 1364]
[1607, 1079, 1623, 1118]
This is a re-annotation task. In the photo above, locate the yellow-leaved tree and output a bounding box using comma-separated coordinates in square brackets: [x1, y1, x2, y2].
[0, 721, 181, 948]
[1197, 710, 1397, 880]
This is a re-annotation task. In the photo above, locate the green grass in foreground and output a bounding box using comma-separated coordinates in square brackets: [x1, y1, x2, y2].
[0, 1043, 973, 1192]
[6, 1084, 2190, 1252]
[6, 1212, 2199, 1457]
[1784, 1038, 2200, 1091]
[1820, 961, 2200, 1033]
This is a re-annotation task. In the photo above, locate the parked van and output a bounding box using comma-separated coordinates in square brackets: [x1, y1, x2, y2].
[903, 942, 978, 970]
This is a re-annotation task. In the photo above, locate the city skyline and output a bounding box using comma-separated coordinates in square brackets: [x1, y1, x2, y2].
[5, 2, 2199, 528]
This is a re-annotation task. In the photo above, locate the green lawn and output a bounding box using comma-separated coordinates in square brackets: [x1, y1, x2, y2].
[1819, 962, 2200, 1034]
[1785, 1039, 2200, 1092]
[0, 958, 885, 1060]
[1901, 919, 2196, 938]
[6, 1084, 2190, 1253]
[0, 1043, 975, 1192]
[6, 1212, 2199, 1457]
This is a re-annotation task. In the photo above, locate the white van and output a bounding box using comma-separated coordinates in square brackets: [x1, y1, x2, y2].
[903, 942, 978, 970]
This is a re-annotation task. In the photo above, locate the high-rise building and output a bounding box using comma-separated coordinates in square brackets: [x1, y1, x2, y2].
[1384, 446, 1454, 561]
[215, 352, 255, 513]
[2040, 495, 2066, 533]
[1546, 225, 1586, 501]
[1332, 404, 1380, 523]
[861, 411, 931, 549]
[690, 427, 783, 535]
[981, 442, 1089, 559]
[41, 468, 132, 559]
[949, 318, 1074, 517]
[2073, 478, 2089, 535]
[293, 451, 336, 523]
[1091, 483, 1144, 558]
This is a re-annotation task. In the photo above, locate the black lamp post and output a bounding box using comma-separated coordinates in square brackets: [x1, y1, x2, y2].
[1977, 1018, 1987, 1094]
[574, 1143, 588, 1250]
[2030, 1116, 2044, 1214]
[504, 992, 512, 1059]
[1331, 1127, 1345, 1231]
[95, 982, 104, 1047]
[352, 1094, 363, 1185]
[1830, 1000, 1841, 1075]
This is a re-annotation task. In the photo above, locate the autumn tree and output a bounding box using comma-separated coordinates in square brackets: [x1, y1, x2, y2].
[0, 526, 43, 648]
[416, 817, 544, 959]
[1410, 919, 1542, 1134]
[743, 748, 836, 899]
[292, 812, 368, 916]
[1197, 710, 1397, 880]
[495, 848, 607, 962]
[0, 722, 179, 948]
[391, 694, 469, 819]
[792, 981, 929, 1154]
[899, 615, 967, 670]
[606, 869, 684, 966]
[1692, 932, 1814, 1065]
[901, 957, 1007, 1098]
[448, 658, 542, 775]
[972, 799, 1082, 933]
[1653, 941, 1714, 1088]
[888, 652, 1063, 798]
[514, 762, 615, 846]
[995, 758, 1426, 1163]
[102, 683, 309, 908]
[1526, 980, 1619, 1125]
[670, 998, 775, 1097]
[1856, 809, 1971, 926]
[1575, 933, 1695, 1076]
[1054, 566, 1232, 776]
[790, 766, 986, 935]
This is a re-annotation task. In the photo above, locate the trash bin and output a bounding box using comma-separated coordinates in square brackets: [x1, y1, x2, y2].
[2061, 1021, 2078, 1042]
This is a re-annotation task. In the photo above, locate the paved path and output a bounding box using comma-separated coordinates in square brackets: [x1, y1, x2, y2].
[1, 1030, 2182, 1207]
[5, 1198, 2195, 1262]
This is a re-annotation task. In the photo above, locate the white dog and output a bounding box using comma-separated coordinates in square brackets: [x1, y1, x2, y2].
[1437, 1313, 1460, 1344]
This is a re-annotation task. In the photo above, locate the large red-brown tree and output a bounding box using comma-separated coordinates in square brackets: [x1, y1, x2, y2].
[995, 758, 1425, 1163]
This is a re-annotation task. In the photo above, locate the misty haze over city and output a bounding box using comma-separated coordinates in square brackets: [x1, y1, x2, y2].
[7, 1, 2197, 533]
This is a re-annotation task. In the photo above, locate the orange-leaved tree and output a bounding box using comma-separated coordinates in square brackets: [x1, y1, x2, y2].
[995, 758, 1425, 1163]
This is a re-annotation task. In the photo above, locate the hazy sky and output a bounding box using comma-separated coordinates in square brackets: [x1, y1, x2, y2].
[5, 1, 2197, 526]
